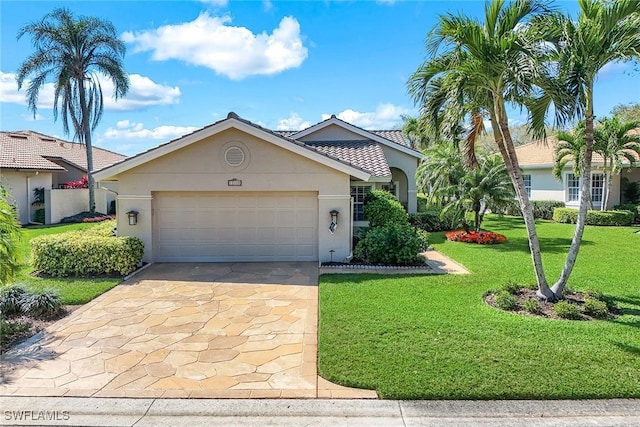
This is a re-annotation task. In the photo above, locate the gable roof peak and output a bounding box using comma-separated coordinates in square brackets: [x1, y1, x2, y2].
[227, 111, 240, 120]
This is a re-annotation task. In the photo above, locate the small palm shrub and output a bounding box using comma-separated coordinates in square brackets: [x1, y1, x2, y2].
[0, 285, 28, 316]
[583, 298, 609, 319]
[494, 290, 519, 311]
[20, 288, 62, 317]
[553, 300, 582, 320]
[523, 298, 541, 314]
[583, 288, 604, 301]
[501, 280, 521, 295]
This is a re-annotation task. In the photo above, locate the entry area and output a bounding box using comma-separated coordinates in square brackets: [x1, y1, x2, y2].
[154, 192, 318, 262]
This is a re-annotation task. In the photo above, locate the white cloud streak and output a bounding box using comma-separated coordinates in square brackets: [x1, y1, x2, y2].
[122, 13, 308, 80]
[103, 120, 198, 141]
[322, 103, 410, 129]
[0, 71, 181, 111]
[276, 113, 311, 131]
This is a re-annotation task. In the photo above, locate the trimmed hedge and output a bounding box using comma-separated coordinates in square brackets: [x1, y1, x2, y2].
[614, 203, 640, 223]
[355, 223, 429, 265]
[363, 190, 408, 227]
[497, 199, 565, 220]
[31, 225, 143, 277]
[552, 207, 634, 226]
[409, 209, 458, 232]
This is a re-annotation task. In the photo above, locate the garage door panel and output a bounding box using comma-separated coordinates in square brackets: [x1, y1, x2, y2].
[155, 192, 317, 262]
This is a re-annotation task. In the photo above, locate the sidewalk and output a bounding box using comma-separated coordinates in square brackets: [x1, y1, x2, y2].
[1, 397, 639, 426]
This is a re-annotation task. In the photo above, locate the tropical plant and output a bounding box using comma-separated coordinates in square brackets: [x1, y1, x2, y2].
[539, 0, 640, 297]
[611, 102, 640, 123]
[416, 143, 465, 206]
[553, 122, 586, 180]
[408, 0, 563, 299]
[593, 117, 640, 210]
[0, 187, 22, 286]
[16, 8, 129, 213]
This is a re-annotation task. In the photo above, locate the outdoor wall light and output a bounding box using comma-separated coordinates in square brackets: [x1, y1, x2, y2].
[126, 210, 139, 226]
[329, 209, 339, 234]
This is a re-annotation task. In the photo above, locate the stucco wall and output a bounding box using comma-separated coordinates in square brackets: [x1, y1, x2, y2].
[297, 124, 362, 141]
[45, 188, 109, 224]
[379, 145, 419, 213]
[1, 170, 52, 224]
[114, 128, 353, 263]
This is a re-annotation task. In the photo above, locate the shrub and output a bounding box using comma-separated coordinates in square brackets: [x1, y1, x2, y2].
[33, 208, 45, 223]
[613, 203, 640, 223]
[0, 285, 28, 316]
[552, 208, 634, 226]
[31, 230, 144, 277]
[83, 219, 117, 237]
[60, 211, 113, 224]
[553, 300, 582, 320]
[354, 223, 429, 265]
[20, 288, 62, 317]
[108, 200, 116, 215]
[494, 290, 519, 311]
[583, 287, 604, 301]
[445, 230, 507, 244]
[409, 209, 456, 232]
[363, 190, 408, 227]
[523, 298, 541, 314]
[492, 200, 565, 220]
[501, 280, 521, 295]
[583, 298, 609, 319]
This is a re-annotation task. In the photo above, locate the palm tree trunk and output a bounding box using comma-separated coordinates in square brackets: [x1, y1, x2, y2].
[77, 77, 96, 214]
[551, 85, 595, 297]
[490, 102, 553, 299]
[603, 159, 612, 210]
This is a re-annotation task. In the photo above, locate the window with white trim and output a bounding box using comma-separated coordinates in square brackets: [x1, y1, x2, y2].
[522, 174, 532, 198]
[351, 185, 372, 221]
[566, 173, 580, 202]
[591, 173, 604, 204]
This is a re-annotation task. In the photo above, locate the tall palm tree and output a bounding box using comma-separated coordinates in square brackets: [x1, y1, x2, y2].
[408, 0, 563, 299]
[0, 187, 22, 286]
[594, 117, 640, 210]
[16, 8, 129, 213]
[417, 143, 465, 206]
[553, 121, 587, 182]
[539, 0, 640, 296]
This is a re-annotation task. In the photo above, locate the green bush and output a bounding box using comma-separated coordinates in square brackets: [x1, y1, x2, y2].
[31, 230, 143, 277]
[363, 190, 408, 227]
[613, 203, 640, 223]
[553, 300, 582, 320]
[501, 280, 521, 295]
[0, 285, 28, 316]
[494, 290, 519, 311]
[409, 209, 459, 232]
[83, 219, 117, 237]
[583, 298, 609, 319]
[552, 207, 634, 226]
[493, 200, 564, 220]
[33, 208, 45, 224]
[19, 288, 62, 317]
[523, 298, 541, 314]
[583, 287, 604, 301]
[354, 223, 429, 265]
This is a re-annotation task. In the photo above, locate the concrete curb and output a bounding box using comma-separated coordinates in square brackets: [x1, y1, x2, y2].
[2, 397, 640, 426]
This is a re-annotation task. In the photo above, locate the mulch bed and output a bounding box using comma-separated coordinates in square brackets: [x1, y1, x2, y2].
[0, 306, 78, 354]
[484, 288, 620, 321]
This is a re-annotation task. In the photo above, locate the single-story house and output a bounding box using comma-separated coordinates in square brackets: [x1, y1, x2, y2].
[0, 130, 125, 224]
[516, 131, 640, 210]
[94, 112, 420, 264]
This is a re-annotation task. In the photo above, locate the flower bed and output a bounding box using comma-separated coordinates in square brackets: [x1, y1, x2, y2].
[445, 230, 507, 244]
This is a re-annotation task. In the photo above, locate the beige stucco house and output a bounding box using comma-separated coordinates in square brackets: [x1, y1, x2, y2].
[94, 113, 420, 264]
[516, 131, 640, 210]
[0, 130, 125, 224]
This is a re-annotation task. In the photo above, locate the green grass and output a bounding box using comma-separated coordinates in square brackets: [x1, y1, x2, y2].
[10, 223, 121, 305]
[319, 215, 640, 399]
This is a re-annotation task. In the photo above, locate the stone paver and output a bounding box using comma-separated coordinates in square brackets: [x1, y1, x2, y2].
[0, 262, 376, 399]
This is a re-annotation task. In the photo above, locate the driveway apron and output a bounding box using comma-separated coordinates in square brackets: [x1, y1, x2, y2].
[0, 263, 376, 399]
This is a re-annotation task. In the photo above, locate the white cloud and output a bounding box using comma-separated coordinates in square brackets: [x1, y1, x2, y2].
[0, 71, 180, 111]
[276, 113, 310, 131]
[598, 61, 629, 77]
[20, 113, 45, 121]
[376, 0, 397, 4]
[122, 13, 308, 80]
[103, 120, 199, 141]
[263, 0, 274, 12]
[199, 0, 228, 5]
[322, 103, 410, 129]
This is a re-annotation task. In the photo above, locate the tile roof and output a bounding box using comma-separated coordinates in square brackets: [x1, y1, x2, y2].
[1, 130, 125, 172]
[370, 130, 412, 148]
[516, 128, 640, 167]
[304, 140, 391, 178]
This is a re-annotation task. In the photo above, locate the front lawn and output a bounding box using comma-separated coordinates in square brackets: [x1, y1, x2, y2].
[318, 215, 640, 399]
[13, 223, 121, 304]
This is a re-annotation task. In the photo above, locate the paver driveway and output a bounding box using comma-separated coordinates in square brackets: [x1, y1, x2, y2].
[0, 263, 376, 399]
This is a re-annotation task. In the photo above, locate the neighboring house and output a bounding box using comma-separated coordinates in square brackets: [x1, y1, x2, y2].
[0, 130, 126, 224]
[94, 112, 420, 264]
[516, 131, 640, 210]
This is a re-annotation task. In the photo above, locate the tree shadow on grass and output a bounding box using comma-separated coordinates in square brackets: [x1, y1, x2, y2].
[611, 342, 640, 357]
[462, 236, 595, 255]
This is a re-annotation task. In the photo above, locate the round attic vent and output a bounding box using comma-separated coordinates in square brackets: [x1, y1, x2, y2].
[225, 146, 245, 166]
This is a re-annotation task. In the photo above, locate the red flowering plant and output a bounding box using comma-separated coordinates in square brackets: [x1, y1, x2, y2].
[445, 230, 507, 245]
[63, 176, 89, 189]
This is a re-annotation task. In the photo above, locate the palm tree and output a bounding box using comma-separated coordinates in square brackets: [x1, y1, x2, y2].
[408, 0, 562, 299]
[594, 117, 640, 210]
[0, 187, 22, 285]
[539, 0, 640, 296]
[553, 124, 586, 181]
[417, 143, 465, 206]
[16, 8, 129, 213]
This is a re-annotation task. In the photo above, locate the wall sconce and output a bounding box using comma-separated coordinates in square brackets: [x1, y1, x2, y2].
[126, 210, 139, 226]
[329, 209, 339, 234]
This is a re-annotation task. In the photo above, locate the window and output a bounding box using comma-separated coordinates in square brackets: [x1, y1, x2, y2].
[591, 173, 604, 204]
[381, 181, 398, 198]
[351, 185, 371, 221]
[566, 173, 580, 202]
[522, 174, 531, 198]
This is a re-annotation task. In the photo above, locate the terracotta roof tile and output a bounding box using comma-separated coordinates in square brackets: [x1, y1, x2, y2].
[1, 131, 125, 172]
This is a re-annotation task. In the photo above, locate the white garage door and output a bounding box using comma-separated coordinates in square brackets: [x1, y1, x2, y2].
[155, 192, 318, 262]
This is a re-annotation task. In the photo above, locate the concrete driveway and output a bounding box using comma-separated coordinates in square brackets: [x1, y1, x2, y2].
[0, 263, 376, 399]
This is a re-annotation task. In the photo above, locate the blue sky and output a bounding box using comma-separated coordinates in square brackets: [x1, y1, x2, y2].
[1, 0, 638, 156]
